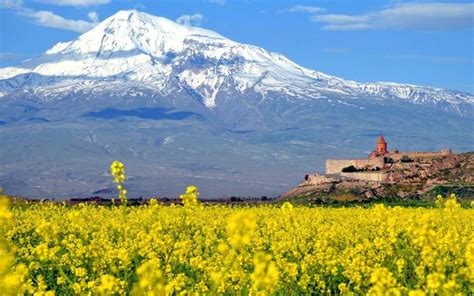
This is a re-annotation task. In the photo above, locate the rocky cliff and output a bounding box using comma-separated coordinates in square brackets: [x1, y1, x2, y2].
[281, 152, 474, 202]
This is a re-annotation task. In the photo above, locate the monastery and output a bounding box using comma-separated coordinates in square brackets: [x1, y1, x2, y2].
[304, 136, 452, 184]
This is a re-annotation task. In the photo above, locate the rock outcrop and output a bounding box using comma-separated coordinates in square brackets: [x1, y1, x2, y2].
[281, 152, 474, 201]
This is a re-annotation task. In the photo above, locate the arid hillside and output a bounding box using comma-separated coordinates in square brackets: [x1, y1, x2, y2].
[281, 152, 474, 202]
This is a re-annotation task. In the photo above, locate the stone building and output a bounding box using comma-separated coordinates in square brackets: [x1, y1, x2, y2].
[317, 136, 453, 184]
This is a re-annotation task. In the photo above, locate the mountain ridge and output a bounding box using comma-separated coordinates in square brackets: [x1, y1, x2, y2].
[0, 10, 472, 114]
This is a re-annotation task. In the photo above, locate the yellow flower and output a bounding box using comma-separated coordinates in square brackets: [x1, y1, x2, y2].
[1, 181, 473, 295]
[435, 194, 443, 207]
[251, 252, 279, 293]
[396, 259, 405, 273]
[56, 277, 65, 285]
[338, 283, 349, 294]
[368, 268, 399, 295]
[226, 211, 256, 249]
[444, 194, 460, 210]
[179, 185, 201, 209]
[186, 185, 198, 194]
[426, 273, 445, 292]
[96, 274, 122, 295]
[133, 258, 165, 295]
[0, 197, 12, 220]
[408, 290, 425, 296]
[281, 201, 294, 214]
[110, 160, 127, 205]
[443, 280, 457, 291]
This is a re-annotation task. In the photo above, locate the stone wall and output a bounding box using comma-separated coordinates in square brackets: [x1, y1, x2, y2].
[386, 150, 452, 161]
[326, 157, 385, 174]
[340, 172, 385, 182]
[301, 174, 340, 186]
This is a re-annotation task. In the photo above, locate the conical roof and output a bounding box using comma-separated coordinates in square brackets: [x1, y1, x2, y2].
[377, 135, 387, 144]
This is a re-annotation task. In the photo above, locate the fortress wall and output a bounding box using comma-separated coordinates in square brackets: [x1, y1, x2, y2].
[353, 158, 385, 168]
[303, 174, 338, 186]
[386, 150, 451, 161]
[326, 160, 352, 174]
[340, 172, 385, 182]
[326, 157, 385, 174]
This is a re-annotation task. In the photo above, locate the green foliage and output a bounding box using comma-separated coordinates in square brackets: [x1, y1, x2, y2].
[426, 185, 474, 205]
[342, 165, 359, 172]
[400, 155, 412, 162]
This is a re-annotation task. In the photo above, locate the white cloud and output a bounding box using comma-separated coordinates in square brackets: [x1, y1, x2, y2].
[34, 0, 110, 7]
[315, 14, 369, 24]
[176, 13, 204, 26]
[19, 9, 97, 32]
[0, 0, 23, 9]
[1, 0, 98, 32]
[206, 0, 225, 5]
[312, 3, 474, 31]
[133, 3, 146, 10]
[381, 53, 473, 64]
[87, 11, 99, 22]
[287, 5, 325, 14]
[0, 52, 24, 61]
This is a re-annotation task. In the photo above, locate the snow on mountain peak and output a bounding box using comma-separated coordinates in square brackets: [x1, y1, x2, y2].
[0, 10, 472, 112]
[47, 10, 230, 57]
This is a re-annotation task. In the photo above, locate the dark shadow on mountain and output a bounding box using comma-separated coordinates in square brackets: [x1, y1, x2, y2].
[0, 120, 6, 125]
[4, 48, 243, 71]
[26, 117, 50, 123]
[225, 129, 255, 134]
[84, 107, 202, 121]
[279, 127, 300, 131]
[3, 49, 162, 70]
[0, 72, 111, 85]
[93, 188, 114, 194]
[17, 104, 41, 113]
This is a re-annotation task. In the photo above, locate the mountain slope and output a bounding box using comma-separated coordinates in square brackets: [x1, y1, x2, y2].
[0, 10, 472, 199]
[1, 10, 472, 113]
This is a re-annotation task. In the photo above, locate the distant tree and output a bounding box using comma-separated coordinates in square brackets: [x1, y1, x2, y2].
[400, 155, 412, 163]
[342, 165, 358, 173]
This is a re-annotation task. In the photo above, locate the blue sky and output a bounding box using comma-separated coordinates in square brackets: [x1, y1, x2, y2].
[0, 0, 473, 93]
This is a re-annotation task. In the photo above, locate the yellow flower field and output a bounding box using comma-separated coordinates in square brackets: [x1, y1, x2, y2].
[1, 191, 473, 295]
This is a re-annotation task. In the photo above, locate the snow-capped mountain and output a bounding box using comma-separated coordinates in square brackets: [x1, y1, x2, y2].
[0, 10, 472, 113]
[0, 10, 472, 199]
